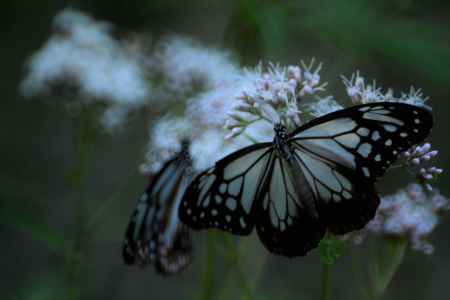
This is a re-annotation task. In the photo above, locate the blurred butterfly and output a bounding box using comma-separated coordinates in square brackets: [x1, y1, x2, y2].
[123, 141, 193, 275]
[179, 102, 433, 257]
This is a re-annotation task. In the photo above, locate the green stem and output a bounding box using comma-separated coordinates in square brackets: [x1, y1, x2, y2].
[201, 232, 216, 300]
[320, 263, 331, 300]
[65, 106, 98, 300]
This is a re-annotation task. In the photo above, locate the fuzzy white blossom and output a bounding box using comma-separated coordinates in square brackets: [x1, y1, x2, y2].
[153, 36, 240, 97]
[187, 80, 249, 129]
[306, 96, 344, 118]
[225, 60, 327, 140]
[189, 129, 228, 171]
[140, 116, 192, 174]
[366, 184, 450, 254]
[343, 184, 449, 255]
[20, 8, 150, 130]
[342, 71, 428, 106]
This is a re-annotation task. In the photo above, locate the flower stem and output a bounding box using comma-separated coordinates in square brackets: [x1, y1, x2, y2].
[320, 262, 332, 300]
[201, 231, 216, 300]
[65, 106, 98, 300]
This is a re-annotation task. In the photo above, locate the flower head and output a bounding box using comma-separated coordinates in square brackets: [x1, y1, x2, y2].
[400, 143, 442, 190]
[342, 71, 428, 106]
[152, 36, 240, 98]
[346, 184, 449, 255]
[20, 8, 150, 130]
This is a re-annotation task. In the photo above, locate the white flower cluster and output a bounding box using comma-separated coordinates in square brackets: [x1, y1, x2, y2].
[366, 184, 450, 254]
[140, 116, 193, 174]
[224, 60, 328, 140]
[342, 71, 429, 106]
[20, 8, 150, 130]
[400, 143, 442, 191]
[140, 38, 251, 172]
[152, 36, 240, 98]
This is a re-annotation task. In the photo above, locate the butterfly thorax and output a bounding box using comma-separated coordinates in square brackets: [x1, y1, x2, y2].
[273, 123, 292, 159]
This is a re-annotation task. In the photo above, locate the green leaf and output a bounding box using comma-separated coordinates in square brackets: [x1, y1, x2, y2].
[319, 235, 345, 265]
[370, 236, 407, 296]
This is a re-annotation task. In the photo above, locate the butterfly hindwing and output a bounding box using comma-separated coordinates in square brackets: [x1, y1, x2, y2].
[179, 143, 273, 235]
[122, 150, 193, 275]
[291, 146, 380, 233]
[254, 153, 326, 256]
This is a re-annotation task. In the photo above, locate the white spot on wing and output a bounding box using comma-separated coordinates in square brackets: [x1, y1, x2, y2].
[343, 190, 352, 199]
[358, 143, 372, 158]
[240, 217, 246, 228]
[363, 112, 405, 126]
[384, 125, 397, 132]
[371, 131, 380, 141]
[333, 194, 341, 202]
[357, 127, 370, 137]
[362, 167, 370, 177]
[219, 183, 227, 194]
[225, 198, 237, 210]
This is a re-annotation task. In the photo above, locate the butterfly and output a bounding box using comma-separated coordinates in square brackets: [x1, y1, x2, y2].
[123, 141, 194, 275]
[178, 102, 433, 257]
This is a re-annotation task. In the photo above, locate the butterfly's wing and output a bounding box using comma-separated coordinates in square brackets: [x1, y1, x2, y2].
[122, 153, 193, 275]
[180, 142, 326, 257]
[179, 143, 273, 235]
[154, 165, 193, 275]
[289, 102, 433, 233]
[253, 151, 326, 257]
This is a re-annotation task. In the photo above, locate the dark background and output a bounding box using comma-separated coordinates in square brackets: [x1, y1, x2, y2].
[1, 0, 450, 299]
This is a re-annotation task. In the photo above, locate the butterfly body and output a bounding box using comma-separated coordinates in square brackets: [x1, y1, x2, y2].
[179, 102, 433, 257]
[273, 123, 319, 219]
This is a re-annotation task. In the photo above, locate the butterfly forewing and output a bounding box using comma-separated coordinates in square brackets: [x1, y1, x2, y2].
[288, 102, 433, 233]
[179, 143, 272, 235]
[122, 150, 193, 275]
[291, 102, 433, 178]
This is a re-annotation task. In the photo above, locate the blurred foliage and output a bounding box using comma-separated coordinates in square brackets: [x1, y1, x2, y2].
[0, 191, 66, 255]
[319, 234, 346, 265]
[18, 275, 66, 300]
[369, 237, 407, 297]
[296, 0, 450, 87]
